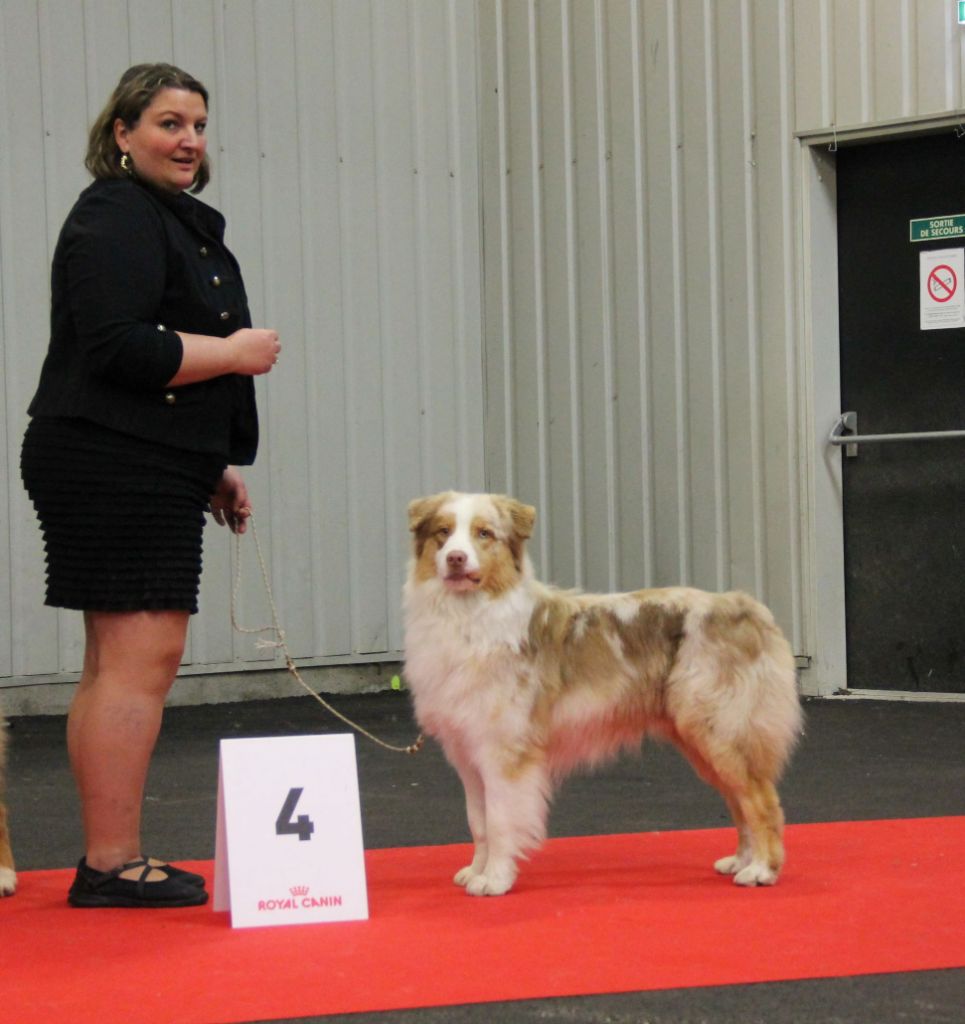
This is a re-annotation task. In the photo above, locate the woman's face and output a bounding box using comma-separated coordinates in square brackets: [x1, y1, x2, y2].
[114, 87, 207, 193]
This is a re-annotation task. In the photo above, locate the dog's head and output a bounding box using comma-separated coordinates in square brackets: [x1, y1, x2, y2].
[407, 492, 536, 596]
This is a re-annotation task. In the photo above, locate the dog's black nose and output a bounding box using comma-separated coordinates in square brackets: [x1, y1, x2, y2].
[446, 550, 467, 570]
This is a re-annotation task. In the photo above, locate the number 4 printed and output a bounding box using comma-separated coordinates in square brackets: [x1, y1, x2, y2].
[275, 787, 316, 841]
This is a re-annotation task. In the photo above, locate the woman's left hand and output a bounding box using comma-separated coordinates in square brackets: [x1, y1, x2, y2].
[210, 466, 252, 534]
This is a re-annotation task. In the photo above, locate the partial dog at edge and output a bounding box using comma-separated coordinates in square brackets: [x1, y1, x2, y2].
[0, 709, 16, 896]
[403, 491, 802, 897]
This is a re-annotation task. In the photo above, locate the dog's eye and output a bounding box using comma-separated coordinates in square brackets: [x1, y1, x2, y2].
[436, 526, 451, 539]
[478, 527, 495, 540]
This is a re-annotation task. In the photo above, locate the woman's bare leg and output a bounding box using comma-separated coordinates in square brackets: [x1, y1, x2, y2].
[67, 609, 189, 875]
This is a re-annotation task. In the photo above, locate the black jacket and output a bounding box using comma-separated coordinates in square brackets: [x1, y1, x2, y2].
[27, 177, 258, 464]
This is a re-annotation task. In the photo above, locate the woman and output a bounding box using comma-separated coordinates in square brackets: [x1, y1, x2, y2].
[20, 64, 280, 908]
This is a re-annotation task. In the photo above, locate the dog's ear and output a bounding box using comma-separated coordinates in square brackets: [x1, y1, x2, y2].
[407, 493, 449, 534]
[494, 496, 535, 572]
[496, 497, 535, 541]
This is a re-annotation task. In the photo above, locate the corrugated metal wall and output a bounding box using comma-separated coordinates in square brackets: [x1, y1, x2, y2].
[793, 0, 965, 133]
[0, 0, 483, 689]
[477, 0, 965, 675]
[478, 0, 804, 651]
[4, 0, 965, 696]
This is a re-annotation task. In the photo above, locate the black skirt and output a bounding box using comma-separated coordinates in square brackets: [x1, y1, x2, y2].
[20, 417, 227, 613]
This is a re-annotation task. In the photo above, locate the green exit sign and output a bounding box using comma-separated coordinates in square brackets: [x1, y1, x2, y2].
[959, 1, 965, 24]
[910, 214, 965, 242]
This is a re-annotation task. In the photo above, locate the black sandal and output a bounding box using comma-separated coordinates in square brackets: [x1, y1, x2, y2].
[68, 857, 209, 908]
[144, 857, 205, 888]
[71, 856, 205, 887]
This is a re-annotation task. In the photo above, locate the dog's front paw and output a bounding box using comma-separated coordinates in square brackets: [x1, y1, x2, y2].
[732, 861, 778, 887]
[453, 865, 479, 887]
[714, 853, 749, 876]
[464, 862, 517, 897]
[0, 866, 17, 897]
[465, 874, 513, 897]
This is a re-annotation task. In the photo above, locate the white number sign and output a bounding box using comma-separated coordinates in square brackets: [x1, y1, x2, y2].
[214, 733, 369, 928]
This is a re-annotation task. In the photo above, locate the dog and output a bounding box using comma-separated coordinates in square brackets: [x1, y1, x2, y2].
[0, 710, 15, 896]
[403, 491, 802, 897]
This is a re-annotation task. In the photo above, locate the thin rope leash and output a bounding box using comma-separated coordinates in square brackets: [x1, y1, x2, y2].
[229, 513, 423, 755]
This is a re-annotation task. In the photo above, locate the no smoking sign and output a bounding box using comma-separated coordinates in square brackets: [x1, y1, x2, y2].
[926, 264, 956, 303]
[920, 248, 965, 330]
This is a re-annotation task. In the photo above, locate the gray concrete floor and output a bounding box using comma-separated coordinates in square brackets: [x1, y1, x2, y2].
[5, 692, 965, 1023]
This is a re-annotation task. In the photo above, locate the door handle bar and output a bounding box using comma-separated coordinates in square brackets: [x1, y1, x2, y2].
[829, 411, 965, 457]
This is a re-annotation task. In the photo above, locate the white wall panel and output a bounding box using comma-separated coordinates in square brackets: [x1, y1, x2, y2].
[478, 0, 805, 648]
[641, 0, 689, 589]
[478, 0, 965, 672]
[794, 0, 965, 134]
[1, 0, 483, 690]
[292, 0, 353, 662]
[752, 0, 804, 647]
[1, 1, 65, 679]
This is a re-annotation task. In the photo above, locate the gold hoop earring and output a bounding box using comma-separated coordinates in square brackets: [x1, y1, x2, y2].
[120, 153, 132, 174]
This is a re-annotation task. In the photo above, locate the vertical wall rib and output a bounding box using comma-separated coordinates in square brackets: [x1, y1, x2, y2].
[526, 0, 551, 574]
[703, 0, 728, 592]
[592, 0, 620, 590]
[666, 0, 691, 583]
[495, 0, 515, 493]
[778, 0, 803, 652]
[629, 0, 655, 587]
[561, 0, 586, 586]
[740, 0, 765, 599]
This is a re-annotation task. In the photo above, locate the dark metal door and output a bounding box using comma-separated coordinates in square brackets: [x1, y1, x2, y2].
[836, 132, 965, 693]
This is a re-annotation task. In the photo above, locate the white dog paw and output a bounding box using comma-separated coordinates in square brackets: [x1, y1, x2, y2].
[453, 866, 478, 887]
[0, 866, 17, 897]
[464, 864, 517, 897]
[733, 861, 778, 887]
[465, 874, 512, 897]
[714, 854, 748, 876]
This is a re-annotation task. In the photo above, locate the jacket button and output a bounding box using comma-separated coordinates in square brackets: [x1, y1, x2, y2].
[157, 323, 167, 331]
[164, 392, 176, 405]
[211, 275, 222, 287]
[199, 246, 209, 257]
[219, 311, 230, 320]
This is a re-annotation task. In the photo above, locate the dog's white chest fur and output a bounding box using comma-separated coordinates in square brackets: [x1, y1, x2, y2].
[403, 575, 539, 737]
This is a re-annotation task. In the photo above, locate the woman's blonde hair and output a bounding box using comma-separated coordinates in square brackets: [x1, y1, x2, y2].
[85, 63, 211, 193]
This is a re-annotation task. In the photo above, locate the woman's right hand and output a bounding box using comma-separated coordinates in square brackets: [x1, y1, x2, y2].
[229, 328, 281, 375]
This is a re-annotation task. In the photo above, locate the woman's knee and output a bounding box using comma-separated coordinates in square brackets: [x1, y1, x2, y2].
[85, 610, 189, 684]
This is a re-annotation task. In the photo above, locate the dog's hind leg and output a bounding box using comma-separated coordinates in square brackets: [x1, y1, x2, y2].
[712, 792, 753, 877]
[709, 771, 785, 886]
[729, 776, 785, 886]
[675, 736, 784, 886]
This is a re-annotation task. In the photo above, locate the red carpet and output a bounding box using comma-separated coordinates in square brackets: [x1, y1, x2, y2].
[1, 817, 963, 1023]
